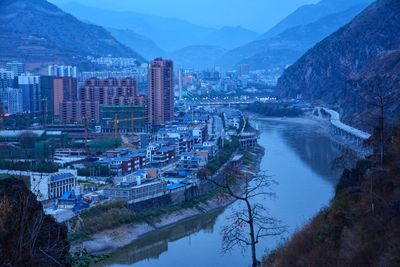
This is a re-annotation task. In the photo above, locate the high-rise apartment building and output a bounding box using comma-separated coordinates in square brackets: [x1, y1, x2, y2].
[147, 58, 174, 126]
[237, 64, 250, 77]
[60, 77, 141, 124]
[0, 69, 21, 114]
[0, 87, 22, 114]
[0, 69, 14, 89]
[53, 77, 77, 117]
[18, 74, 41, 113]
[40, 76, 54, 121]
[48, 65, 77, 78]
[79, 77, 138, 105]
[60, 101, 99, 124]
[6, 61, 26, 77]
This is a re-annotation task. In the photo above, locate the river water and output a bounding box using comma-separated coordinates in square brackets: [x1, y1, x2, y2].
[102, 118, 342, 267]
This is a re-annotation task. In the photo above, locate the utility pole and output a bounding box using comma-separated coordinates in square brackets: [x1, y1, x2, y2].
[114, 113, 119, 148]
[83, 116, 89, 155]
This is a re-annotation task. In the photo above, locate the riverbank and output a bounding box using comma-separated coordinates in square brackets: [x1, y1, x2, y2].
[70, 145, 265, 254]
[72, 196, 235, 253]
[254, 116, 320, 126]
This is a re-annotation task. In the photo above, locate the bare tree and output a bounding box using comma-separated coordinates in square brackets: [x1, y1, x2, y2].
[203, 166, 285, 267]
[358, 75, 397, 164]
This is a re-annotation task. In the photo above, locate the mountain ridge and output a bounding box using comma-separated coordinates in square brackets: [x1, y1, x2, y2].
[218, 2, 370, 71]
[260, 0, 373, 39]
[0, 0, 144, 71]
[169, 45, 227, 70]
[275, 0, 400, 123]
[55, 2, 259, 53]
[108, 28, 166, 60]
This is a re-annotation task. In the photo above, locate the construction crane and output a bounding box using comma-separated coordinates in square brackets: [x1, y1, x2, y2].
[110, 113, 147, 147]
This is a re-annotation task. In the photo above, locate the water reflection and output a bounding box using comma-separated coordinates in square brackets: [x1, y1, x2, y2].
[99, 209, 223, 266]
[258, 120, 342, 183]
[104, 119, 342, 267]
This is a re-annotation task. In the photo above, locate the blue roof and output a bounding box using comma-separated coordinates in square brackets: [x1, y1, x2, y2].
[50, 172, 74, 182]
[167, 184, 186, 190]
[98, 158, 112, 163]
[158, 146, 175, 153]
[113, 157, 131, 161]
[59, 191, 73, 200]
[129, 152, 146, 157]
[133, 169, 146, 176]
[178, 171, 190, 177]
[180, 152, 195, 157]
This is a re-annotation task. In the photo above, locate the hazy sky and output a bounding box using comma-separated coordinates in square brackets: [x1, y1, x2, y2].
[50, 0, 319, 32]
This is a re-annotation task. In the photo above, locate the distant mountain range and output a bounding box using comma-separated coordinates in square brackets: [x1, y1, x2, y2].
[55, 2, 259, 53]
[276, 0, 400, 130]
[218, 0, 372, 71]
[259, 0, 373, 40]
[169, 46, 227, 70]
[0, 0, 144, 72]
[108, 28, 166, 60]
[201, 26, 258, 50]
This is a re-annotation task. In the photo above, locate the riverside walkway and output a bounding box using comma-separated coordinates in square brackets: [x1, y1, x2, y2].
[315, 107, 372, 157]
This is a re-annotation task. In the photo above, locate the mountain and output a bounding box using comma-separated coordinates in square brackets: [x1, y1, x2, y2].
[55, 2, 259, 54]
[276, 0, 400, 129]
[0, 0, 144, 71]
[108, 28, 166, 60]
[260, 0, 373, 39]
[342, 50, 400, 130]
[218, 3, 369, 71]
[169, 46, 227, 70]
[201, 26, 259, 50]
[55, 2, 215, 52]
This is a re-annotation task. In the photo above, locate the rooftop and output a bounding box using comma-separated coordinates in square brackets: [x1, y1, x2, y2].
[0, 130, 45, 138]
[50, 172, 75, 182]
[157, 146, 175, 153]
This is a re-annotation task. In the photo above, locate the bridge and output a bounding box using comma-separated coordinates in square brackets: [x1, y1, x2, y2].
[187, 99, 256, 106]
[315, 107, 372, 156]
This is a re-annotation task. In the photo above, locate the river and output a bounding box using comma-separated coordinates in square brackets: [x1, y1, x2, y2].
[101, 118, 342, 267]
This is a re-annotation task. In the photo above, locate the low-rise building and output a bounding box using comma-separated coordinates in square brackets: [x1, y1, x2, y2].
[99, 148, 147, 176]
[30, 169, 78, 201]
[103, 180, 167, 203]
[178, 152, 207, 171]
[239, 132, 258, 148]
[152, 146, 176, 166]
[192, 124, 208, 143]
